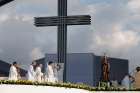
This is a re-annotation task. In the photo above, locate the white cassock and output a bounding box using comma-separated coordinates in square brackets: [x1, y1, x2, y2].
[35, 67, 43, 82]
[122, 75, 130, 89]
[8, 65, 18, 81]
[27, 65, 35, 81]
[54, 67, 58, 82]
[47, 65, 56, 83]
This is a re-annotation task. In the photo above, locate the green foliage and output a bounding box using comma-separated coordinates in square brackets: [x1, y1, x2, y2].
[0, 80, 95, 91]
[0, 80, 140, 91]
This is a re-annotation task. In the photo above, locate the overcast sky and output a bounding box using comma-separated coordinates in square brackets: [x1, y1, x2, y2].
[0, 0, 140, 71]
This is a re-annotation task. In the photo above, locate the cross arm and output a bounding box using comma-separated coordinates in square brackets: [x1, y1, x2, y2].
[34, 15, 91, 27]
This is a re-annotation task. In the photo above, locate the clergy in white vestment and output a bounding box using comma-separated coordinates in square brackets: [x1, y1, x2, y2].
[122, 74, 130, 89]
[8, 62, 18, 81]
[53, 63, 58, 82]
[53, 63, 62, 82]
[35, 64, 43, 82]
[122, 73, 134, 89]
[27, 61, 36, 81]
[46, 61, 56, 83]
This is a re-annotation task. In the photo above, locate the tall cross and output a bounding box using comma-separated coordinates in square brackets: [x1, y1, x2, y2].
[34, 0, 91, 82]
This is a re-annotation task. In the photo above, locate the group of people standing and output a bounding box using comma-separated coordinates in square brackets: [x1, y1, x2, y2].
[9, 61, 60, 83]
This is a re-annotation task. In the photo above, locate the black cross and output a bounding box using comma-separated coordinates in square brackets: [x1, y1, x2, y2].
[34, 0, 91, 82]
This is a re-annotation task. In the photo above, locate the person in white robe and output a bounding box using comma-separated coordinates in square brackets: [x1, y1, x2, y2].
[122, 74, 134, 89]
[35, 64, 43, 82]
[53, 63, 62, 82]
[122, 74, 130, 89]
[46, 61, 56, 83]
[53, 63, 58, 82]
[8, 62, 18, 81]
[27, 61, 36, 81]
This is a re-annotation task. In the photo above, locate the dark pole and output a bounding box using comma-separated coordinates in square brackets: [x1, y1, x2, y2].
[58, 0, 67, 82]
